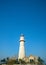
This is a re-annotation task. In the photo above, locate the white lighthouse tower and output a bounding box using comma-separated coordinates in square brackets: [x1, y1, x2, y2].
[18, 34, 25, 59]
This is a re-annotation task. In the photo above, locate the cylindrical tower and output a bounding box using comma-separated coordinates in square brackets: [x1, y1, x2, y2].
[18, 34, 25, 59]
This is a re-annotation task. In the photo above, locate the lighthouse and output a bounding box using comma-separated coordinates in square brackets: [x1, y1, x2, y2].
[18, 34, 25, 59]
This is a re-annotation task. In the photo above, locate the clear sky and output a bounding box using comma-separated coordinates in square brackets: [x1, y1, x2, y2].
[0, 0, 46, 62]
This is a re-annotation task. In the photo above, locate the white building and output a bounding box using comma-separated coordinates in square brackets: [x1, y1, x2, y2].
[18, 34, 38, 62]
[18, 34, 25, 59]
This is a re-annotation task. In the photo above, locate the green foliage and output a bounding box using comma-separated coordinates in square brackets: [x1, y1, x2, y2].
[38, 57, 44, 65]
[7, 57, 9, 61]
[19, 59, 26, 64]
[7, 59, 19, 65]
[30, 59, 35, 64]
[1, 58, 6, 62]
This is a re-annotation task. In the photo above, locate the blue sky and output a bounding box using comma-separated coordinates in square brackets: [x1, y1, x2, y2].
[0, 0, 46, 62]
